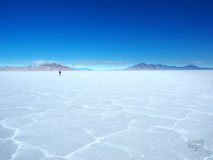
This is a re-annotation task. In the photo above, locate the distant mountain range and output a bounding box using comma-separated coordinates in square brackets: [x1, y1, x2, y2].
[0, 62, 212, 71]
[126, 63, 213, 70]
[0, 63, 74, 71]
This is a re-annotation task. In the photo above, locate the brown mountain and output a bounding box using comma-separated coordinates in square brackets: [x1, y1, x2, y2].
[126, 63, 213, 70]
[0, 63, 74, 71]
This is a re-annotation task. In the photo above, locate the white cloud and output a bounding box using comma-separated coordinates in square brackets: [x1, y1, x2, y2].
[188, 61, 204, 64]
[32, 60, 56, 66]
[73, 60, 129, 65]
[74, 66, 84, 68]
[168, 60, 205, 65]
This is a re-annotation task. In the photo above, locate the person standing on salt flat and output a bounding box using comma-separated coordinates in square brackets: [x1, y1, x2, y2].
[59, 70, 61, 76]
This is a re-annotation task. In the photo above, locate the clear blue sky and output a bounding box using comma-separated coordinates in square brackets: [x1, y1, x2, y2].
[0, 0, 213, 69]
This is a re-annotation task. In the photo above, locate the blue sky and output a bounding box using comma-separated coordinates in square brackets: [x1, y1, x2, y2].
[0, 0, 213, 69]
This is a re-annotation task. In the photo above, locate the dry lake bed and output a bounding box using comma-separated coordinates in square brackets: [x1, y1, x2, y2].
[0, 71, 213, 160]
